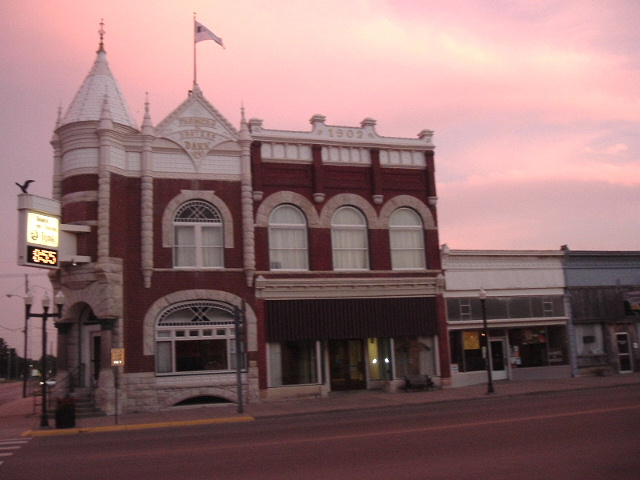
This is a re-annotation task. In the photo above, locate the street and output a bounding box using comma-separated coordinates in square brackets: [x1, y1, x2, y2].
[2, 385, 639, 479]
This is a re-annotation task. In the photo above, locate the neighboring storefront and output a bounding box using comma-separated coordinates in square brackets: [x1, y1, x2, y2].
[442, 248, 571, 387]
[562, 248, 640, 374]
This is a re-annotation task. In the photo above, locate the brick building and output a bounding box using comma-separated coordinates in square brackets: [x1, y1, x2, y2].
[50, 36, 447, 413]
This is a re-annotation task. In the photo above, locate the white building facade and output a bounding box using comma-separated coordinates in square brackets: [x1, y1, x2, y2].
[442, 248, 571, 387]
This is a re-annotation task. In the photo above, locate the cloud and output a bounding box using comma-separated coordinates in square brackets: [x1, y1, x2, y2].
[438, 178, 640, 250]
[601, 143, 629, 155]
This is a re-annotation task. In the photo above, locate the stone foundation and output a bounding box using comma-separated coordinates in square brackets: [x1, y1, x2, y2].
[94, 367, 260, 414]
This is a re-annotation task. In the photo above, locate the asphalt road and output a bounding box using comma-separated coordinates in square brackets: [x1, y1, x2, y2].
[2, 385, 639, 479]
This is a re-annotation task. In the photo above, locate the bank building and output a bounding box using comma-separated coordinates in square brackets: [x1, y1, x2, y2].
[48, 30, 448, 414]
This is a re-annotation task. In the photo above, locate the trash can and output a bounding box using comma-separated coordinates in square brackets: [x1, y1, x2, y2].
[55, 397, 76, 429]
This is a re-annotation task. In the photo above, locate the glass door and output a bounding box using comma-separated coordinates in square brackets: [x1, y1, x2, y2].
[329, 339, 366, 390]
[616, 333, 632, 373]
[490, 338, 508, 381]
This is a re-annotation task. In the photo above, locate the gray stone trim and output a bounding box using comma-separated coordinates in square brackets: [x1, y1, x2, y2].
[319, 193, 381, 228]
[161, 190, 235, 248]
[255, 191, 321, 228]
[61, 190, 99, 206]
[378, 195, 435, 229]
[143, 289, 257, 356]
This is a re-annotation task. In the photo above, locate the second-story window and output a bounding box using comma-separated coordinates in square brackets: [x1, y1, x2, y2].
[389, 208, 426, 269]
[268, 205, 309, 270]
[173, 200, 224, 268]
[331, 206, 369, 270]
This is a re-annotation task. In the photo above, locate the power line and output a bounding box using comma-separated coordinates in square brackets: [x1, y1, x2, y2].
[0, 272, 48, 279]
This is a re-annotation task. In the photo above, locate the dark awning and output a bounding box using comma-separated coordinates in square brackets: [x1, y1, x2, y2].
[265, 297, 436, 342]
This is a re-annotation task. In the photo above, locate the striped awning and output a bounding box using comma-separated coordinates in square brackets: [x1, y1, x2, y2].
[265, 297, 437, 341]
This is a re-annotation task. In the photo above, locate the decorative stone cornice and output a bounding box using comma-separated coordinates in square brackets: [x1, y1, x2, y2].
[254, 275, 440, 300]
[249, 115, 434, 151]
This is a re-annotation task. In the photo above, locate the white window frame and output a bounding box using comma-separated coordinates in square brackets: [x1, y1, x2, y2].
[389, 207, 426, 270]
[268, 205, 309, 271]
[331, 206, 369, 271]
[155, 300, 237, 375]
[173, 200, 224, 268]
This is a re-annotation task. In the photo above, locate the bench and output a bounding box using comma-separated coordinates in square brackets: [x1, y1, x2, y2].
[403, 374, 436, 391]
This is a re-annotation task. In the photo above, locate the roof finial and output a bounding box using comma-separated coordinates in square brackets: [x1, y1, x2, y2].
[98, 19, 106, 53]
[142, 91, 154, 132]
[56, 102, 63, 127]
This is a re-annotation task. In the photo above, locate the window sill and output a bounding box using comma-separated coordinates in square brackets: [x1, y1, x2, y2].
[155, 370, 247, 377]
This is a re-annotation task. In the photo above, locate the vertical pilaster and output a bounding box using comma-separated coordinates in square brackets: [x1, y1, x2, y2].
[96, 94, 114, 263]
[240, 109, 256, 287]
[370, 148, 383, 205]
[141, 96, 155, 288]
[312, 145, 325, 203]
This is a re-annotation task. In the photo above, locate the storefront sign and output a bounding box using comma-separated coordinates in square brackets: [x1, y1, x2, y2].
[463, 331, 480, 350]
[111, 348, 125, 366]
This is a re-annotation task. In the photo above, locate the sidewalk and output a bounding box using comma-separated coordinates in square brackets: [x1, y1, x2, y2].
[2, 373, 639, 439]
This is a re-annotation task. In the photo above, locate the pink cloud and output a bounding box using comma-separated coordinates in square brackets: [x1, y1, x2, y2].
[438, 178, 639, 250]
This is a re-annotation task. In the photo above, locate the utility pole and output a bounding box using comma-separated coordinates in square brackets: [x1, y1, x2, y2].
[23, 274, 30, 398]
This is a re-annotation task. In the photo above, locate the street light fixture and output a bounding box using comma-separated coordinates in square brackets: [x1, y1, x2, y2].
[24, 290, 65, 428]
[479, 288, 495, 394]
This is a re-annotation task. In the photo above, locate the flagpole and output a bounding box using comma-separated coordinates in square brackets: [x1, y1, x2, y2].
[193, 12, 197, 87]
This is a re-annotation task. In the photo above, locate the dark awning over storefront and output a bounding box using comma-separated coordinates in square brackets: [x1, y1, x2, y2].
[265, 297, 437, 342]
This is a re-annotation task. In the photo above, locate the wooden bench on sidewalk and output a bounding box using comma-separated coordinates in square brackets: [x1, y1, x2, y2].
[403, 374, 437, 392]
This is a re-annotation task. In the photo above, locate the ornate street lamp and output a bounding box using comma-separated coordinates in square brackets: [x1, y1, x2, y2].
[24, 290, 65, 428]
[479, 288, 495, 394]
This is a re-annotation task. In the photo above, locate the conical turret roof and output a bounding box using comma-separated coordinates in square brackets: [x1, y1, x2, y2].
[60, 47, 137, 130]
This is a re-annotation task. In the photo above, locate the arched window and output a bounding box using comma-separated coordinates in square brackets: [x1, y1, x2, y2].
[268, 205, 309, 270]
[173, 200, 223, 268]
[389, 208, 425, 269]
[331, 206, 369, 270]
[156, 301, 237, 374]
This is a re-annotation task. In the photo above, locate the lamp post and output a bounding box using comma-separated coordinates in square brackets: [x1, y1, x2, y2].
[479, 288, 495, 394]
[24, 290, 65, 428]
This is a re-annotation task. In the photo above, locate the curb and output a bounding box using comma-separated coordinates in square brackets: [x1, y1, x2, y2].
[22, 415, 255, 437]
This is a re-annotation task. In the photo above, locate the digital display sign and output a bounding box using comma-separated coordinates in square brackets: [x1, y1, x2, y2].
[26, 246, 58, 268]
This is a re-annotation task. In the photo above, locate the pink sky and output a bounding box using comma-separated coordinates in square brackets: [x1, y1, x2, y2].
[0, 0, 639, 355]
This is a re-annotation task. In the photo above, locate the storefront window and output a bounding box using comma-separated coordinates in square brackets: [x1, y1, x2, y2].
[155, 301, 237, 375]
[509, 328, 548, 368]
[447, 296, 565, 321]
[449, 331, 486, 372]
[394, 337, 434, 376]
[269, 341, 318, 386]
[576, 324, 604, 356]
[547, 326, 568, 365]
[367, 338, 392, 380]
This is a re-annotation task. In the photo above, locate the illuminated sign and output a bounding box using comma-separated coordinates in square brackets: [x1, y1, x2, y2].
[26, 212, 59, 247]
[26, 246, 58, 268]
[111, 348, 125, 366]
[17, 194, 61, 270]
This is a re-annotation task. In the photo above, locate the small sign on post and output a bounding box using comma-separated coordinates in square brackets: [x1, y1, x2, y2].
[111, 348, 124, 425]
[111, 348, 125, 367]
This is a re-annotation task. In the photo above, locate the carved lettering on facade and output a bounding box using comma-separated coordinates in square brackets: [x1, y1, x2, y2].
[171, 116, 222, 159]
[315, 127, 375, 141]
